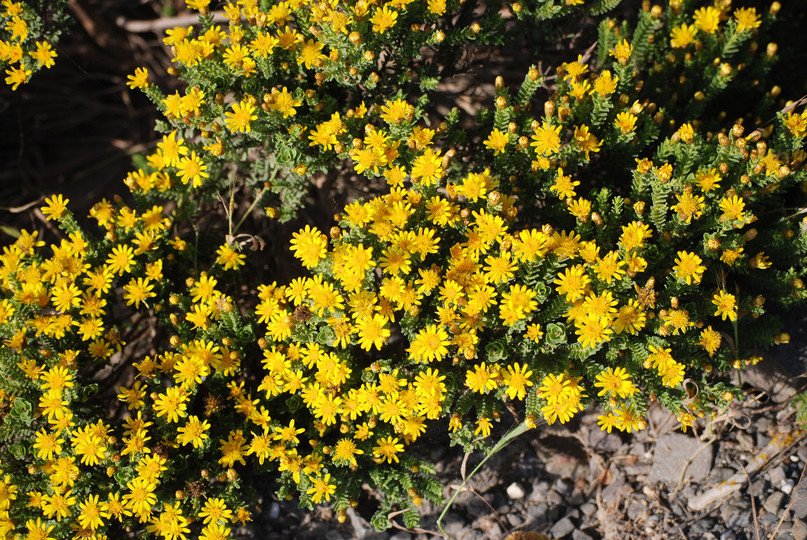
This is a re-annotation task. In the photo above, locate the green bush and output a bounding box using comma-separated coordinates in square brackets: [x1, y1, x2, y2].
[0, 0, 805, 537]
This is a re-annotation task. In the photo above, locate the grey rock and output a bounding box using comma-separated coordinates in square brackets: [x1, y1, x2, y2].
[690, 518, 714, 535]
[572, 530, 594, 540]
[709, 467, 735, 483]
[600, 472, 627, 505]
[627, 499, 646, 521]
[719, 533, 736, 540]
[792, 490, 807, 519]
[549, 517, 576, 538]
[793, 517, 807, 540]
[472, 514, 502, 538]
[529, 481, 551, 502]
[442, 517, 474, 540]
[725, 507, 750, 530]
[757, 433, 772, 448]
[580, 502, 597, 516]
[506, 512, 523, 527]
[526, 502, 549, 522]
[799, 445, 807, 464]
[768, 465, 786, 486]
[590, 430, 623, 452]
[545, 490, 563, 506]
[554, 479, 572, 497]
[763, 491, 786, 514]
[648, 432, 714, 484]
[761, 513, 779, 527]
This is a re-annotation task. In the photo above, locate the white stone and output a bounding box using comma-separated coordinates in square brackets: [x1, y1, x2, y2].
[506, 481, 525, 500]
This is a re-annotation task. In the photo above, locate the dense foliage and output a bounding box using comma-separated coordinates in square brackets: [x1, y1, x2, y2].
[0, 0, 806, 537]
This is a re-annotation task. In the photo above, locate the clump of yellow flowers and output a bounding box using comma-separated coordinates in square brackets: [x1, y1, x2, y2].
[0, 0, 64, 89]
[1, 0, 807, 536]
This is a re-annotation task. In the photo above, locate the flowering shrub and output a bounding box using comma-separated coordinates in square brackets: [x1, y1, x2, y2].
[1, 0, 66, 89]
[1, 0, 806, 538]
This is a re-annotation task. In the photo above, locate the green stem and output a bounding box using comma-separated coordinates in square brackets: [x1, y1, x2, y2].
[232, 167, 278, 235]
[436, 421, 530, 538]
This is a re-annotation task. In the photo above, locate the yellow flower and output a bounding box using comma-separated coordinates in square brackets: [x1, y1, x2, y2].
[609, 39, 632, 64]
[225, 99, 258, 133]
[695, 167, 722, 192]
[503, 363, 534, 400]
[591, 70, 618, 97]
[380, 98, 412, 124]
[594, 366, 637, 399]
[484, 128, 510, 154]
[408, 324, 450, 363]
[297, 38, 324, 69]
[475, 415, 493, 437]
[123, 277, 156, 308]
[712, 290, 737, 321]
[719, 195, 746, 222]
[307, 473, 337, 503]
[177, 150, 209, 187]
[673, 251, 706, 285]
[671, 191, 705, 223]
[356, 313, 390, 351]
[290, 225, 327, 269]
[41, 194, 69, 220]
[373, 436, 404, 464]
[783, 111, 807, 138]
[530, 122, 562, 156]
[693, 6, 721, 34]
[370, 5, 398, 33]
[734, 7, 761, 32]
[553, 265, 590, 302]
[549, 167, 579, 199]
[614, 111, 638, 134]
[670, 23, 696, 48]
[127, 66, 149, 89]
[268, 86, 301, 118]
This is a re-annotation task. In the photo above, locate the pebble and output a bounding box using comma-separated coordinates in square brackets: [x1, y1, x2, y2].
[793, 517, 807, 540]
[545, 490, 563, 506]
[792, 490, 807, 519]
[782, 478, 796, 495]
[506, 482, 525, 500]
[549, 517, 576, 538]
[579, 502, 597, 517]
[768, 465, 786, 486]
[554, 479, 572, 497]
[626, 500, 645, 521]
[763, 491, 785, 514]
[719, 532, 736, 540]
[571, 530, 593, 540]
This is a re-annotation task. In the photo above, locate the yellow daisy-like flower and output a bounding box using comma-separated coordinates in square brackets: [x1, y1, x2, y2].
[530, 122, 562, 156]
[594, 366, 637, 399]
[712, 290, 737, 321]
[370, 5, 398, 33]
[734, 7, 761, 32]
[693, 6, 721, 35]
[719, 195, 746, 222]
[673, 250, 706, 285]
[225, 99, 258, 133]
[549, 167, 580, 199]
[484, 128, 510, 154]
[41, 194, 69, 220]
[407, 324, 450, 363]
[670, 23, 696, 48]
[290, 225, 327, 269]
